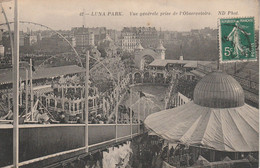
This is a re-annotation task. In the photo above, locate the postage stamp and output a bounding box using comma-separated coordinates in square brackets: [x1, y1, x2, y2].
[219, 17, 256, 63]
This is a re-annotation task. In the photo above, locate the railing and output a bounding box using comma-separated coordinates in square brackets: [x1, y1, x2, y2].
[232, 75, 259, 94]
[165, 77, 178, 109]
[0, 123, 141, 167]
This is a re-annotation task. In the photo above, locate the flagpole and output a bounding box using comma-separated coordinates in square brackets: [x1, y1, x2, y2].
[115, 73, 119, 142]
[30, 59, 33, 121]
[19, 77, 22, 105]
[130, 88, 133, 138]
[85, 51, 89, 152]
[83, 8, 86, 27]
[143, 98, 146, 120]
[138, 91, 140, 128]
[13, 0, 19, 167]
[25, 69, 28, 121]
[61, 86, 64, 111]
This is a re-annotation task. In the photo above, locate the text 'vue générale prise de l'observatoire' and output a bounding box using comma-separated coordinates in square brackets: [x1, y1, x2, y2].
[130, 11, 211, 16]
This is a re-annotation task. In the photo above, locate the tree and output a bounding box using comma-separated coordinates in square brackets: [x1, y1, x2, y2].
[121, 51, 135, 71]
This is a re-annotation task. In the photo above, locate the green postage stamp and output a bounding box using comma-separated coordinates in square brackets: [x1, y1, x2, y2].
[219, 17, 256, 63]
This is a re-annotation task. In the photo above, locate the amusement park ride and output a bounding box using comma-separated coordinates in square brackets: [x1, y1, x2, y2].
[3, 1, 257, 167]
[0, 1, 163, 167]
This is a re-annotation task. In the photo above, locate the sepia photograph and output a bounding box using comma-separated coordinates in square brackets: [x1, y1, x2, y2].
[0, 0, 259, 167]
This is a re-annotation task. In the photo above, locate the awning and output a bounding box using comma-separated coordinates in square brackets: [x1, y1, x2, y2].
[144, 101, 259, 152]
[33, 87, 53, 95]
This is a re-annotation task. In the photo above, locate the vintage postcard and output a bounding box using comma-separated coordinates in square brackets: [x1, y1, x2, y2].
[0, 0, 259, 168]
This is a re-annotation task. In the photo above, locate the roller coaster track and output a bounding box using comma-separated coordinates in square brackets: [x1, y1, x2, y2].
[0, 21, 121, 83]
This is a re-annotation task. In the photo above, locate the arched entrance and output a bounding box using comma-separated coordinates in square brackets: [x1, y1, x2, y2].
[134, 72, 142, 83]
[129, 73, 133, 84]
[155, 73, 164, 83]
[143, 72, 152, 83]
[141, 55, 154, 70]
[134, 49, 161, 70]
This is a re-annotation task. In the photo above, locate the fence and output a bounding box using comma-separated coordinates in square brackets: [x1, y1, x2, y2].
[0, 123, 141, 167]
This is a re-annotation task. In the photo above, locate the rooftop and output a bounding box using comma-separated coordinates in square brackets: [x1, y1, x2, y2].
[149, 59, 212, 67]
[0, 65, 85, 85]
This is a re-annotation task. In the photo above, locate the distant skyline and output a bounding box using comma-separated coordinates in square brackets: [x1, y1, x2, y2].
[0, 0, 259, 31]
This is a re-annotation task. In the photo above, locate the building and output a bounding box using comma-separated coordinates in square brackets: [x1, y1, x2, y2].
[88, 27, 106, 45]
[0, 30, 2, 44]
[98, 34, 118, 58]
[136, 27, 159, 48]
[2, 31, 25, 48]
[160, 31, 178, 44]
[72, 27, 95, 48]
[0, 45, 4, 59]
[37, 32, 42, 42]
[106, 29, 118, 43]
[121, 31, 140, 52]
[24, 34, 37, 46]
[120, 27, 159, 52]
[134, 42, 167, 70]
[35, 34, 75, 54]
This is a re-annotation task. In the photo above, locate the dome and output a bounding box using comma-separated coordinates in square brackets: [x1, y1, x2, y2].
[193, 71, 245, 108]
[156, 40, 166, 50]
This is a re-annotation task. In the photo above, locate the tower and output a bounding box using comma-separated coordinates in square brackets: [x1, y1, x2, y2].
[89, 32, 94, 46]
[156, 40, 166, 60]
[135, 43, 144, 53]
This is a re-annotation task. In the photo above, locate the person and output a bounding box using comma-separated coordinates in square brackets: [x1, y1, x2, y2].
[0, 110, 13, 120]
[59, 111, 68, 124]
[227, 21, 251, 58]
[76, 115, 82, 124]
[91, 116, 97, 124]
[169, 146, 175, 157]
[37, 108, 50, 124]
[161, 145, 169, 160]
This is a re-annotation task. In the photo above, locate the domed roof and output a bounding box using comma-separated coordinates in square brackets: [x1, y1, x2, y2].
[193, 71, 245, 108]
[156, 40, 166, 50]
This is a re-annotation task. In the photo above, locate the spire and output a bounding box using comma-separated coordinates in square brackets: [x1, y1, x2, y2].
[156, 40, 166, 50]
[105, 33, 113, 41]
[136, 43, 144, 50]
[156, 40, 166, 60]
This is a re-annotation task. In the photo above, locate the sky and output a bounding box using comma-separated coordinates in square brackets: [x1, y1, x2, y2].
[0, 0, 259, 31]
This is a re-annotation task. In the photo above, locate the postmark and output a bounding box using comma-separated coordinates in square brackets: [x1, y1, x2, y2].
[219, 17, 256, 63]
